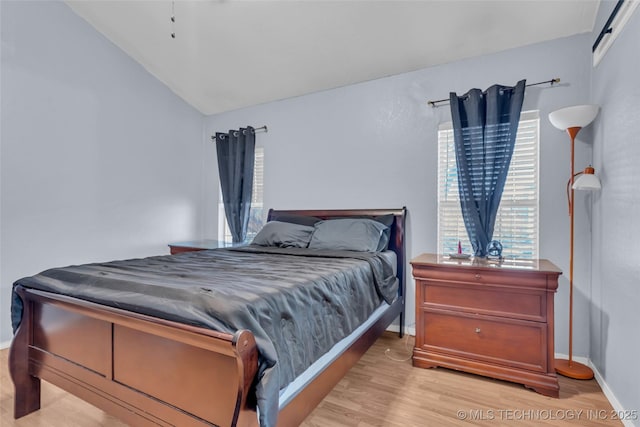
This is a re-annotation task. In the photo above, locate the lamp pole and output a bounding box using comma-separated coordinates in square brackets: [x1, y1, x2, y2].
[554, 126, 595, 380]
[549, 104, 600, 380]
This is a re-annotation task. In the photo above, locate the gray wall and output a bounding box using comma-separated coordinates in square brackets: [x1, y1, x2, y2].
[591, 2, 640, 422]
[203, 34, 595, 355]
[0, 1, 205, 343]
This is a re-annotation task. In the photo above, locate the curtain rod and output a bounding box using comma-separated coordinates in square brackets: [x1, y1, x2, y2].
[210, 125, 268, 141]
[427, 78, 560, 107]
[593, 0, 623, 52]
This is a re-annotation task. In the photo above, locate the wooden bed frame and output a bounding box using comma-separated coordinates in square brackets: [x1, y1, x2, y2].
[10, 208, 407, 427]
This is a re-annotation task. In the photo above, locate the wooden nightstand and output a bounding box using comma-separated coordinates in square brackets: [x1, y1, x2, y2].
[168, 239, 239, 255]
[411, 253, 562, 397]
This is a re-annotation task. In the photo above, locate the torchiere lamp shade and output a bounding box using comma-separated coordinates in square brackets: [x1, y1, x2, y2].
[549, 105, 600, 130]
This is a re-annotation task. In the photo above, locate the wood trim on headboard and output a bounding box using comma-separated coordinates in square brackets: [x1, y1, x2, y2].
[267, 207, 407, 337]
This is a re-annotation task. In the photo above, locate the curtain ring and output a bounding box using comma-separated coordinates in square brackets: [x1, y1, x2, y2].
[233, 131, 239, 137]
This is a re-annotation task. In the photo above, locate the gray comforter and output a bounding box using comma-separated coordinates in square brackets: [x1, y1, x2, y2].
[11, 245, 398, 427]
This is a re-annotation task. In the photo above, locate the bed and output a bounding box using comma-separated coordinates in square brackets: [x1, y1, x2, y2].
[9, 208, 407, 427]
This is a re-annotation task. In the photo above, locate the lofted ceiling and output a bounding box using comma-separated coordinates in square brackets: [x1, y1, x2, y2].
[66, 0, 600, 115]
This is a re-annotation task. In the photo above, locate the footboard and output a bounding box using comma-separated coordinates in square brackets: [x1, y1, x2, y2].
[9, 285, 260, 427]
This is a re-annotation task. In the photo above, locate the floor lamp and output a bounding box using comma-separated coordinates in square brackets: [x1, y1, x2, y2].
[548, 104, 600, 380]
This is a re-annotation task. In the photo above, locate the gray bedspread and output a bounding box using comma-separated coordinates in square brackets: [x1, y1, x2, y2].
[11, 245, 398, 427]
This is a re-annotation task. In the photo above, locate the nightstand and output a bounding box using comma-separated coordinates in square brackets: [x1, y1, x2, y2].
[168, 239, 239, 255]
[411, 253, 562, 397]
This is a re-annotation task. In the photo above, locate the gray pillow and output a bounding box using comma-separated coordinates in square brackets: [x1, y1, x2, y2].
[335, 214, 394, 251]
[308, 218, 388, 252]
[252, 221, 314, 248]
[372, 214, 394, 251]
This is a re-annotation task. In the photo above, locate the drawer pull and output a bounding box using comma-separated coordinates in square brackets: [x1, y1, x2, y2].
[475, 328, 481, 334]
[475, 274, 482, 280]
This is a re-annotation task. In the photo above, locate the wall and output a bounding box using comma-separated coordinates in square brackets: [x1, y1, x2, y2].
[203, 34, 595, 353]
[590, 2, 640, 423]
[0, 1, 205, 344]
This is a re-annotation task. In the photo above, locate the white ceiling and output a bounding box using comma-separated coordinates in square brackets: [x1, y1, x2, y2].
[66, 0, 600, 115]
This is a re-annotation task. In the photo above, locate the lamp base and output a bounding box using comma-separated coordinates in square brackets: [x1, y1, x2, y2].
[555, 358, 594, 380]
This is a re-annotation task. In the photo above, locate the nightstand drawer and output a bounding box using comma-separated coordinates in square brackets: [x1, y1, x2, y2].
[413, 266, 547, 289]
[421, 311, 546, 373]
[420, 282, 545, 322]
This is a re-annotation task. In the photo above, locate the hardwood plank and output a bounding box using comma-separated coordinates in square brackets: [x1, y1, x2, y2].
[1, 333, 621, 426]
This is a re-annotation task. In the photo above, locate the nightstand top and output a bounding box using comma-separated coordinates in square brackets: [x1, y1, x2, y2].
[410, 253, 562, 274]
[168, 239, 240, 250]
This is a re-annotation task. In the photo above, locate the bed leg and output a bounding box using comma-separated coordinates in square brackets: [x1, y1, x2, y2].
[9, 346, 41, 419]
[8, 294, 41, 419]
[398, 310, 405, 338]
[12, 369, 41, 419]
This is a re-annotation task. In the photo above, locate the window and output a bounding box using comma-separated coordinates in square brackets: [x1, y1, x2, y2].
[437, 111, 539, 259]
[218, 147, 265, 243]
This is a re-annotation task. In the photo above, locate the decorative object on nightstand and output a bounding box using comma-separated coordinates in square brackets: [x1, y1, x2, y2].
[486, 240, 503, 260]
[411, 253, 562, 398]
[549, 104, 601, 380]
[449, 240, 471, 259]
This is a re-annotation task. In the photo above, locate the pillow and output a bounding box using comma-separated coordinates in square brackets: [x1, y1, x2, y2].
[268, 212, 322, 227]
[251, 221, 314, 248]
[308, 218, 388, 252]
[372, 214, 394, 251]
[335, 214, 394, 251]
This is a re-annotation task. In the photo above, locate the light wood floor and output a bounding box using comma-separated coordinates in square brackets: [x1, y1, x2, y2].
[1, 332, 622, 426]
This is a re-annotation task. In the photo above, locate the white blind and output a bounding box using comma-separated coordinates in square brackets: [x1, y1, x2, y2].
[219, 147, 265, 243]
[437, 110, 539, 259]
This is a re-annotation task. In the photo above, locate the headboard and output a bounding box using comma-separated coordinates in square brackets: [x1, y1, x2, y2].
[267, 207, 407, 335]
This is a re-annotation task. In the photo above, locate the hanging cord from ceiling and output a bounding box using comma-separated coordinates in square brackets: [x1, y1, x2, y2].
[170, 1, 176, 39]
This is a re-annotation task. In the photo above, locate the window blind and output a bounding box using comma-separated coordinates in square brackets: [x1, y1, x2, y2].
[437, 110, 539, 259]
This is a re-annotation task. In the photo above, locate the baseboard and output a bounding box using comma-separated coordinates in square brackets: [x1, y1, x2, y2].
[0, 340, 12, 350]
[555, 353, 636, 427]
[589, 361, 637, 427]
